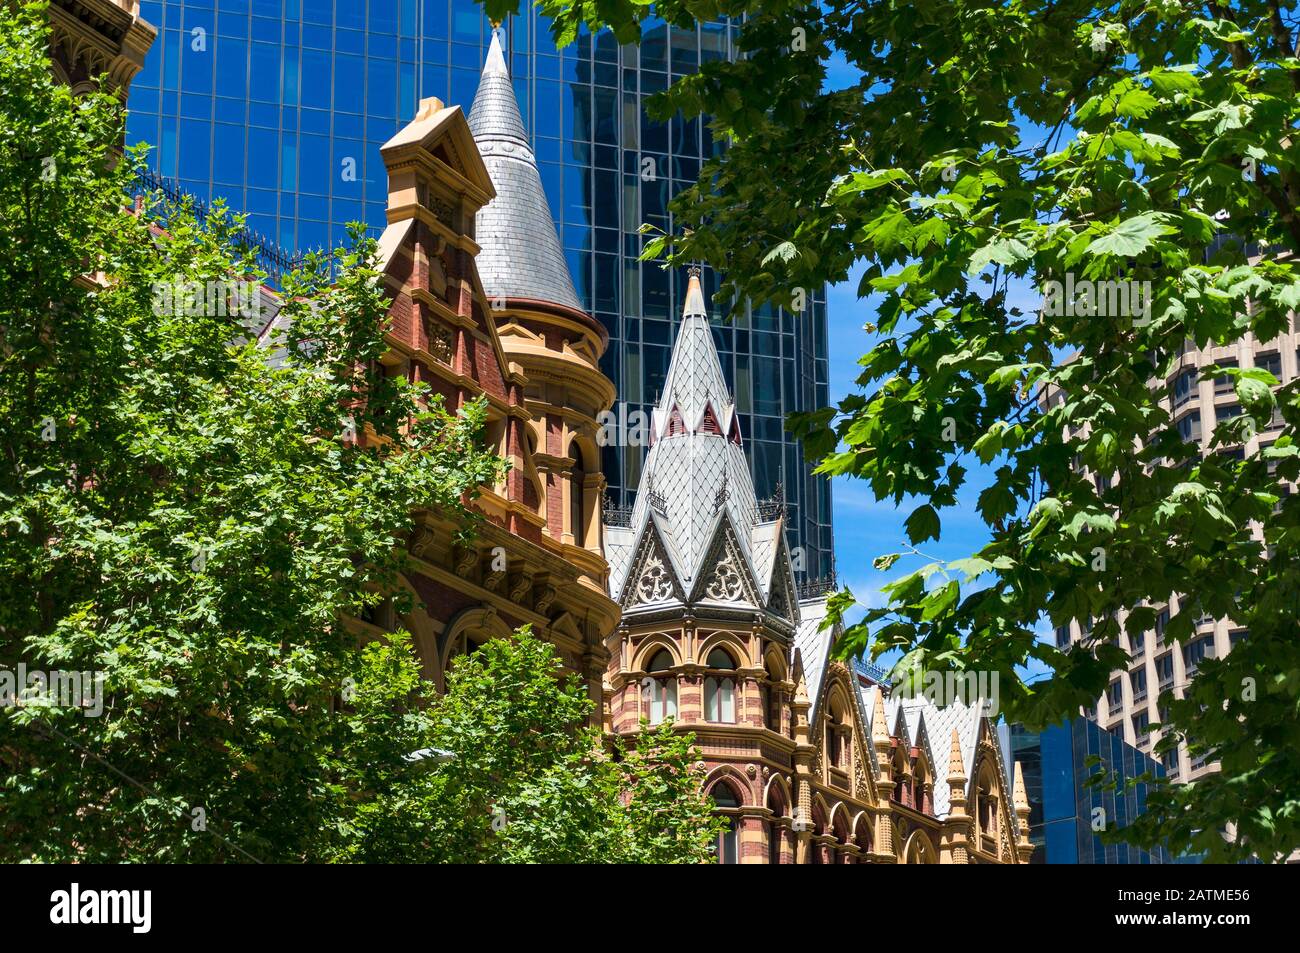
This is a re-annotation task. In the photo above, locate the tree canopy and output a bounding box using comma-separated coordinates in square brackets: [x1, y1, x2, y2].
[492, 0, 1300, 860]
[0, 4, 718, 863]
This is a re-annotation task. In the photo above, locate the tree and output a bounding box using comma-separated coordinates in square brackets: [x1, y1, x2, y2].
[0, 3, 505, 861]
[332, 626, 722, 864]
[495, 0, 1300, 860]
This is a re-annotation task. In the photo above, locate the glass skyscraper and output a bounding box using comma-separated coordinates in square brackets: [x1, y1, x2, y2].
[1008, 719, 1173, 864]
[125, 1, 833, 579]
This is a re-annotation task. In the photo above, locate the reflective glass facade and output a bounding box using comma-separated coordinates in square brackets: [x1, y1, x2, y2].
[1010, 719, 1172, 864]
[126, 1, 833, 579]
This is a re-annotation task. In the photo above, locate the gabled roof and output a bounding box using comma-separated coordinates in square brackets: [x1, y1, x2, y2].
[898, 695, 984, 819]
[793, 597, 833, 712]
[380, 97, 494, 198]
[851, 655, 1001, 820]
[468, 29, 584, 313]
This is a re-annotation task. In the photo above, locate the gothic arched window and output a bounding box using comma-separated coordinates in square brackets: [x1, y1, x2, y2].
[568, 439, 587, 548]
[704, 647, 737, 723]
[711, 783, 741, 864]
[825, 694, 849, 770]
[975, 763, 999, 850]
[762, 650, 784, 732]
[642, 649, 677, 725]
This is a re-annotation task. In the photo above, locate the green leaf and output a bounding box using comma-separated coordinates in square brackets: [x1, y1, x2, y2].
[1085, 213, 1177, 257]
[904, 504, 941, 543]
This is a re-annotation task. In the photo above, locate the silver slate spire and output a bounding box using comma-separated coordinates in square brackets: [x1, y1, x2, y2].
[607, 269, 799, 620]
[468, 29, 584, 312]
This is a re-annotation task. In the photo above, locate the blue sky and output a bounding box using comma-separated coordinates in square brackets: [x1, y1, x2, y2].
[817, 53, 991, 622]
[818, 47, 1057, 678]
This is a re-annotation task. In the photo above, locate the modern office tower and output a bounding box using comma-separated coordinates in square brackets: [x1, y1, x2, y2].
[1008, 720, 1172, 864]
[1049, 324, 1297, 784]
[123, 1, 834, 583]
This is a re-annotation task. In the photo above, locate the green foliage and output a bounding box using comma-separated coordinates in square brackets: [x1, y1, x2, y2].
[328, 626, 723, 864]
[506, 0, 1300, 860]
[0, 6, 719, 863]
[0, 3, 507, 861]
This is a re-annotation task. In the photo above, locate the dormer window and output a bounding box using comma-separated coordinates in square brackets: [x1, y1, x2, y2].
[667, 404, 687, 436]
[700, 402, 722, 435]
[727, 415, 743, 446]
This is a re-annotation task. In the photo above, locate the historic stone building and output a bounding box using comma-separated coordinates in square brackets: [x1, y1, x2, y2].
[603, 270, 1034, 863]
[44, 0, 155, 97]
[62, 5, 1032, 861]
[343, 31, 619, 714]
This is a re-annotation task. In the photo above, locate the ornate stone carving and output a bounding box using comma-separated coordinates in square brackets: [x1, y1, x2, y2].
[634, 549, 675, 605]
[416, 183, 455, 228]
[409, 525, 437, 560]
[508, 571, 531, 605]
[704, 548, 745, 601]
[427, 321, 454, 363]
[454, 545, 477, 579]
[768, 573, 792, 619]
[854, 740, 870, 798]
[534, 583, 557, 616]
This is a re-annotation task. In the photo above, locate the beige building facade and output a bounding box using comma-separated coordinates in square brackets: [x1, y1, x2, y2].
[1053, 319, 1298, 782]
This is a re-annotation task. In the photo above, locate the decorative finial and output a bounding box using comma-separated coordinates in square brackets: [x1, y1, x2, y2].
[688, 264, 702, 279]
[872, 689, 890, 745]
[947, 728, 966, 782]
[1013, 761, 1029, 810]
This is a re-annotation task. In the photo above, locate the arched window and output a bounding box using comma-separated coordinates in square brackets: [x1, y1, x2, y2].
[892, 747, 910, 806]
[569, 440, 586, 548]
[808, 802, 827, 863]
[831, 809, 851, 860]
[853, 814, 873, 856]
[825, 694, 849, 770]
[975, 764, 999, 849]
[711, 784, 741, 864]
[905, 831, 938, 864]
[642, 649, 677, 725]
[704, 648, 737, 723]
[766, 784, 788, 865]
[914, 757, 931, 813]
[445, 627, 490, 671]
[763, 651, 784, 732]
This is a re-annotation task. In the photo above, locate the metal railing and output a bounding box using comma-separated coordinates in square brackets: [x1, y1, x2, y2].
[130, 167, 310, 288]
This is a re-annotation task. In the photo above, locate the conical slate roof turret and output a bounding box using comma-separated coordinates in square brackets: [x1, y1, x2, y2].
[468, 29, 584, 313]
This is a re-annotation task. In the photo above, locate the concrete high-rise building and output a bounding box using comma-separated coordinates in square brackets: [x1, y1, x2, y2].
[123, 1, 834, 583]
[1049, 322, 1298, 782]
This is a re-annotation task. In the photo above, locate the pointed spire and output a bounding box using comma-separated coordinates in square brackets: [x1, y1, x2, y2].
[606, 266, 760, 598]
[655, 266, 731, 430]
[469, 28, 528, 146]
[1013, 761, 1029, 811]
[683, 265, 708, 317]
[469, 27, 583, 313]
[947, 728, 966, 783]
[871, 689, 890, 746]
